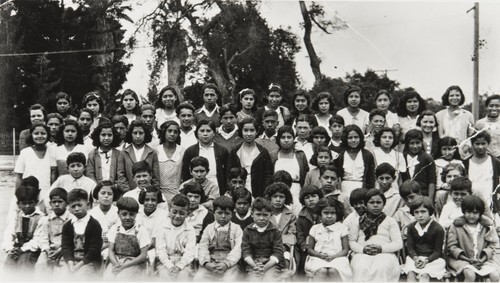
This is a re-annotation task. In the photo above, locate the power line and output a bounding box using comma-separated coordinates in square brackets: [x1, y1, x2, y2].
[0, 45, 153, 57]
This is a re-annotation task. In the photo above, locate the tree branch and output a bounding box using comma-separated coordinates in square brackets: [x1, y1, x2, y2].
[310, 16, 331, 34]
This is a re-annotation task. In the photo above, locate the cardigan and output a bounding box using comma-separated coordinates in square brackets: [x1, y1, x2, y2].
[85, 148, 121, 183]
[269, 206, 297, 246]
[241, 222, 285, 269]
[61, 216, 103, 265]
[116, 144, 160, 193]
[181, 142, 229, 195]
[402, 151, 437, 196]
[213, 132, 243, 154]
[228, 143, 273, 198]
[296, 207, 319, 252]
[406, 220, 444, 262]
[271, 150, 309, 187]
[348, 215, 403, 254]
[333, 149, 376, 189]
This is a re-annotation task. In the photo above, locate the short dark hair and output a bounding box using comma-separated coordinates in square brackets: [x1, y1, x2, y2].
[171, 193, 190, 209]
[125, 119, 153, 144]
[262, 109, 279, 120]
[485, 94, 500, 107]
[441, 85, 465, 106]
[409, 196, 435, 216]
[195, 120, 216, 140]
[116, 196, 139, 213]
[251, 197, 272, 212]
[238, 117, 260, 138]
[264, 182, 293, 206]
[29, 103, 47, 122]
[450, 176, 472, 193]
[26, 122, 50, 146]
[15, 185, 40, 202]
[190, 156, 209, 171]
[319, 164, 341, 177]
[291, 89, 311, 115]
[317, 195, 344, 221]
[341, 124, 365, 150]
[271, 170, 292, 188]
[155, 86, 180, 109]
[203, 83, 220, 96]
[461, 195, 485, 215]
[308, 126, 331, 145]
[49, 187, 68, 202]
[55, 119, 84, 146]
[310, 146, 333, 167]
[369, 109, 386, 122]
[55, 92, 72, 104]
[132, 160, 152, 176]
[396, 90, 426, 117]
[237, 88, 258, 112]
[111, 114, 129, 128]
[218, 103, 238, 117]
[349, 188, 366, 206]
[66, 152, 86, 166]
[82, 91, 104, 113]
[231, 188, 252, 204]
[46, 113, 64, 127]
[329, 114, 345, 126]
[299, 185, 324, 206]
[373, 127, 398, 148]
[213, 196, 235, 211]
[312, 92, 335, 112]
[67, 188, 88, 204]
[176, 101, 195, 117]
[158, 120, 181, 145]
[180, 181, 207, 203]
[342, 86, 362, 106]
[21, 176, 39, 189]
[471, 130, 491, 145]
[364, 188, 386, 206]
[276, 125, 295, 147]
[78, 108, 94, 121]
[267, 83, 283, 95]
[435, 136, 460, 159]
[92, 180, 119, 201]
[416, 110, 439, 129]
[399, 180, 421, 199]
[375, 162, 396, 178]
[140, 103, 156, 115]
[374, 89, 392, 104]
[404, 129, 424, 153]
[91, 122, 121, 148]
[117, 89, 141, 115]
[228, 167, 248, 181]
[138, 185, 164, 204]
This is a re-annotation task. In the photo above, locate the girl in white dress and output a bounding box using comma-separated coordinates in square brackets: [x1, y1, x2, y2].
[311, 92, 334, 137]
[337, 86, 369, 134]
[53, 119, 89, 176]
[305, 196, 352, 281]
[154, 86, 181, 128]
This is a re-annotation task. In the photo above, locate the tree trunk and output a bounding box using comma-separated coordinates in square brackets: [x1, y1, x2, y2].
[207, 59, 231, 104]
[165, 26, 188, 102]
[299, 1, 322, 84]
[90, 15, 114, 110]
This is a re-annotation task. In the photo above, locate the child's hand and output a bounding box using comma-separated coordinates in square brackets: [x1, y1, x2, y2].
[48, 248, 61, 259]
[112, 264, 123, 274]
[169, 266, 181, 273]
[204, 262, 217, 273]
[214, 262, 228, 273]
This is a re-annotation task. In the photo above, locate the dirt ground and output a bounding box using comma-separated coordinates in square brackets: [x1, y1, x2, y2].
[0, 170, 16, 263]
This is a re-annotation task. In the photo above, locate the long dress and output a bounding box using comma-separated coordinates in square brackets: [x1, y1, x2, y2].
[275, 153, 302, 215]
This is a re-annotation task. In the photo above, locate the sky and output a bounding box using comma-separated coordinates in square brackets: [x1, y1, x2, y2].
[121, 1, 500, 104]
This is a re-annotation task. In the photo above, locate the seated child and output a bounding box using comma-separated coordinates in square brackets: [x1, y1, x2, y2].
[376, 162, 403, 217]
[438, 177, 472, 229]
[403, 196, 446, 281]
[319, 165, 351, 217]
[194, 196, 243, 281]
[123, 161, 167, 210]
[393, 180, 421, 234]
[264, 182, 297, 268]
[304, 196, 352, 281]
[272, 170, 301, 215]
[242, 197, 285, 281]
[225, 167, 248, 197]
[180, 181, 214, 242]
[447, 195, 500, 282]
[434, 163, 466, 217]
[303, 146, 333, 189]
[104, 197, 150, 279]
[89, 180, 119, 258]
[342, 188, 366, 232]
[60, 188, 103, 277]
[230, 188, 253, 230]
[156, 194, 197, 281]
[179, 156, 220, 211]
[3, 184, 44, 270]
[35, 187, 71, 273]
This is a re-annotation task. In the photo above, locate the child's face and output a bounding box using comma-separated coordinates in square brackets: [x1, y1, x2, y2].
[441, 145, 456, 160]
[304, 194, 320, 209]
[270, 192, 286, 210]
[99, 128, 114, 148]
[169, 204, 189, 227]
[98, 186, 114, 207]
[131, 126, 145, 146]
[122, 94, 137, 111]
[408, 138, 423, 155]
[63, 125, 77, 143]
[50, 196, 67, 216]
[30, 109, 45, 124]
[318, 98, 330, 114]
[376, 94, 390, 111]
[69, 199, 89, 219]
[228, 177, 246, 192]
[312, 134, 326, 146]
[448, 90, 462, 106]
[197, 124, 215, 145]
[78, 112, 92, 132]
[133, 171, 152, 188]
[191, 166, 208, 183]
[321, 206, 337, 226]
[141, 109, 156, 128]
[352, 200, 366, 215]
[317, 152, 331, 167]
[220, 112, 236, 132]
[451, 189, 470, 206]
[186, 192, 201, 209]
[376, 173, 394, 192]
[263, 116, 278, 135]
[178, 108, 194, 129]
[330, 122, 344, 138]
[294, 95, 308, 112]
[320, 170, 340, 193]
[235, 197, 250, 216]
[113, 122, 127, 140]
[379, 131, 394, 150]
[47, 118, 61, 137]
[445, 169, 461, 184]
[347, 131, 360, 149]
[406, 97, 420, 114]
[203, 88, 218, 107]
[18, 200, 37, 215]
[487, 98, 500, 118]
[413, 204, 431, 226]
[68, 162, 85, 179]
[32, 126, 48, 145]
[295, 121, 311, 139]
[86, 99, 100, 117]
[143, 192, 158, 215]
[164, 125, 180, 144]
[366, 195, 384, 216]
[267, 91, 282, 108]
[161, 90, 177, 109]
[464, 209, 481, 225]
[252, 208, 272, 228]
[472, 138, 489, 157]
[118, 209, 137, 230]
[242, 123, 257, 143]
[370, 115, 385, 132]
[279, 132, 294, 150]
[214, 207, 232, 226]
[241, 94, 255, 110]
[419, 115, 436, 134]
[56, 98, 70, 114]
[347, 92, 361, 108]
[404, 193, 419, 207]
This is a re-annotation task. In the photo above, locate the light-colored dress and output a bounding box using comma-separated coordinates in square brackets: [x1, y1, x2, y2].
[14, 146, 56, 199]
[337, 108, 369, 133]
[468, 156, 494, 208]
[157, 145, 185, 203]
[274, 153, 301, 208]
[341, 152, 364, 197]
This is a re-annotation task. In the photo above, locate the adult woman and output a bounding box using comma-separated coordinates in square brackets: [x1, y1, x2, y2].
[154, 86, 181, 128]
[435, 85, 474, 143]
[348, 188, 403, 282]
[228, 118, 273, 198]
[334, 125, 376, 196]
[397, 90, 427, 141]
[416, 110, 440, 158]
[337, 86, 369, 134]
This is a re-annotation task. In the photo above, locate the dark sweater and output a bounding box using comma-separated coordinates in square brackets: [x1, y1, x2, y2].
[333, 149, 376, 189]
[406, 220, 444, 262]
[231, 214, 254, 231]
[213, 132, 243, 154]
[241, 222, 285, 269]
[61, 216, 103, 266]
[402, 151, 437, 196]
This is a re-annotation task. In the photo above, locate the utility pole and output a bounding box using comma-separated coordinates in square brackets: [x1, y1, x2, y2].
[373, 69, 398, 76]
[468, 3, 479, 121]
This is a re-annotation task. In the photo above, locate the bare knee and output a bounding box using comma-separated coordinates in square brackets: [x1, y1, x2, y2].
[463, 269, 476, 282]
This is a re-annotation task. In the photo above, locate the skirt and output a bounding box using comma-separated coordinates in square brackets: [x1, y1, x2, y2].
[351, 252, 400, 282]
[304, 255, 353, 281]
[402, 256, 446, 279]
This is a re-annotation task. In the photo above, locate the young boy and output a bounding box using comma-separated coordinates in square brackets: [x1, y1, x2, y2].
[3, 184, 44, 270]
[231, 188, 253, 230]
[177, 101, 197, 149]
[195, 196, 243, 281]
[319, 165, 351, 216]
[438, 176, 472, 229]
[35, 187, 72, 273]
[195, 83, 222, 127]
[242, 197, 285, 281]
[393, 180, 421, 233]
[61, 188, 103, 277]
[112, 115, 129, 151]
[77, 108, 94, 151]
[255, 110, 280, 161]
[225, 167, 248, 197]
[179, 156, 219, 210]
[156, 194, 197, 280]
[123, 161, 167, 210]
[105, 197, 150, 279]
[376, 162, 403, 217]
[294, 115, 312, 152]
[180, 182, 215, 242]
[214, 104, 243, 153]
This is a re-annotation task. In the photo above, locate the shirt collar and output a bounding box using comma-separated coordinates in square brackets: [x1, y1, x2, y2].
[259, 132, 277, 140]
[234, 210, 252, 220]
[415, 219, 433, 236]
[71, 213, 90, 224]
[198, 105, 220, 117]
[49, 209, 71, 221]
[22, 207, 43, 217]
[218, 125, 238, 140]
[252, 222, 269, 232]
[199, 143, 214, 150]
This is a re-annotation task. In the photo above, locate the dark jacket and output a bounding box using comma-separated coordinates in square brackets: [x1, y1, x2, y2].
[402, 151, 436, 196]
[295, 207, 319, 252]
[429, 131, 441, 159]
[85, 148, 121, 183]
[334, 149, 376, 189]
[213, 132, 243, 154]
[181, 143, 229, 195]
[228, 143, 273, 198]
[463, 154, 500, 192]
[241, 222, 285, 269]
[61, 216, 103, 266]
[271, 150, 309, 187]
[116, 144, 160, 193]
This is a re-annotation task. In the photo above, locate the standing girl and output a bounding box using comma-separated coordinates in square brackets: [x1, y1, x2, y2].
[337, 86, 369, 134]
[371, 127, 406, 188]
[397, 90, 427, 141]
[86, 122, 121, 183]
[254, 83, 290, 129]
[46, 113, 63, 147]
[117, 89, 141, 125]
[157, 121, 185, 203]
[305, 196, 352, 281]
[53, 119, 87, 176]
[236, 88, 257, 123]
[54, 92, 76, 121]
[402, 129, 437, 201]
[416, 110, 440, 158]
[311, 92, 335, 137]
[304, 146, 333, 189]
[433, 137, 463, 199]
[82, 91, 104, 133]
[334, 125, 376, 195]
[228, 118, 273, 198]
[287, 89, 311, 127]
[303, 126, 332, 169]
[154, 86, 180, 128]
[374, 90, 400, 131]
